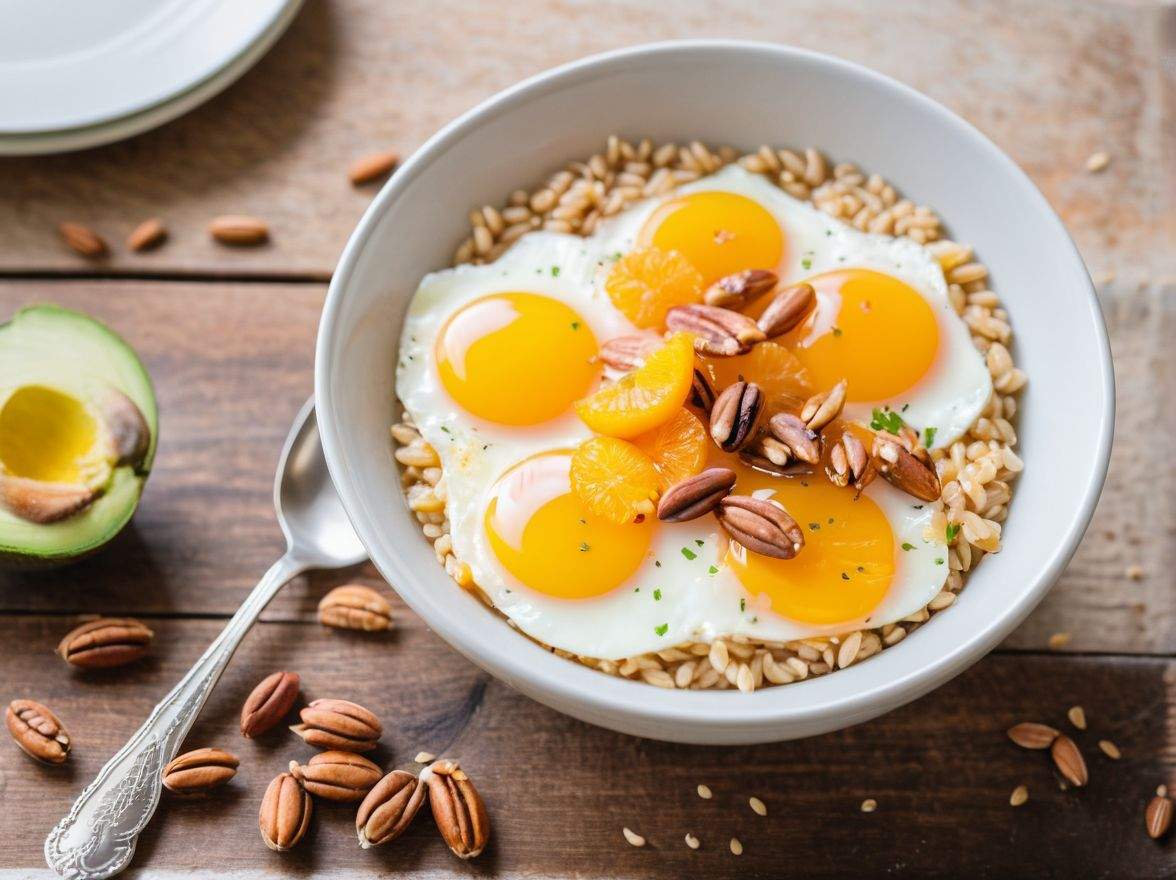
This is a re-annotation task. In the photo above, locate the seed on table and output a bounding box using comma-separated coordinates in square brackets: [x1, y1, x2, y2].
[58, 222, 108, 258]
[209, 215, 269, 245]
[622, 827, 645, 847]
[684, 832, 700, 849]
[1067, 705, 1087, 730]
[1009, 785, 1029, 807]
[729, 837, 743, 855]
[749, 796, 767, 816]
[861, 798, 877, 813]
[1098, 740, 1121, 760]
[348, 150, 400, 185]
[697, 784, 713, 799]
[126, 218, 167, 251]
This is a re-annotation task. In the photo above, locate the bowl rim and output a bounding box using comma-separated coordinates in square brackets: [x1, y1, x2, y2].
[316, 39, 1115, 734]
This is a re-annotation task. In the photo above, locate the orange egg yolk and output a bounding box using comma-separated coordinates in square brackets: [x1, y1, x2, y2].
[435, 292, 599, 425]
[638, 190, 785, 286]
[724, 460, 895, 625]
[485, 452, 654, 600]
[762, 268, 939, 403]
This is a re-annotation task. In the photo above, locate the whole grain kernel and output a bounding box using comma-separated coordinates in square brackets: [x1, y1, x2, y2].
[861, 798, 877, 813]
[1009, 785, 1029, 807]
[1084, 151, 1110, 173]
[1047, 632, 1071, 650]
[684, 833, 700, 849]
[1098, 740, 1121, 760]
[697, 784, 712, 799]
[414, 751, 436, 763]
[749, 796, 767, 816]
[1067, 705, 1087, 730]
[729, 837, 743, 855]
[622, 827, 645, 847]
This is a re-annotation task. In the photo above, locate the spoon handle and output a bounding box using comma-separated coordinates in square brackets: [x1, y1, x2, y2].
[44, 553, 306, 880]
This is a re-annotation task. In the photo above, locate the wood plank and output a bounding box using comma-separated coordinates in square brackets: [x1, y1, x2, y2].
[0, 0, 1169, 280]
[0, 616, 1171, 878]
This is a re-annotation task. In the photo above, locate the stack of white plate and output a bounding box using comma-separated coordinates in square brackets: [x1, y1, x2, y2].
[0, 0, 303, 156]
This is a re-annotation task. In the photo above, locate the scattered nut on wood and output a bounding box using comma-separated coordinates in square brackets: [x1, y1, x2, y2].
[1146, 794, 1173, 839]
[57, 617, 154, 668]
[240, 671, 301, 738]
[126, 218, 168, 251]
[5, 698, 70, 764]
[318, 584, 393, 632]
[161, 747, 238, 794]
[208, 215, 269, 245]
[259, 771, 312, 851]
[1085, 151, 1110, 173]
[426, 759, 491, 859]
[58, 222, 108, 258]
[348, 150, 400, 185]
[1009, 785, 1029, 807]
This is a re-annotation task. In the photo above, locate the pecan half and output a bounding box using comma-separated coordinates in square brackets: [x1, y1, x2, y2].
[598, 332, 662, 373]
[162, 747, 239, 795]
[657, 468, 737, 522]
[800, 379, 847, 431]
[356, 769, 427, 847]
[5, 699, 70, 764]
[290, 751, 382, 802]
[872, 434, 941, 501]
[757, 282, 815, 338]
[240, 670, 301, 738]
[426, 760, 490, 860]
[57, 617, 154, 669]
[703, 269, 778, 309]
[318, 584, 393, 632]
[826, 432, 874, 490]
[710, 381, 763, 452]
[259, 771, 313, 851]
[689, 368, 716, 414]
[290, 698, 382, 752]
[716, 496, 805, 559]
[665, 303, 766, 356]
[767, 413, 820, 464]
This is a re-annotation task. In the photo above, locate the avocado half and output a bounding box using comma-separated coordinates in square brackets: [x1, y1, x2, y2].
[0, 305, 158, 567]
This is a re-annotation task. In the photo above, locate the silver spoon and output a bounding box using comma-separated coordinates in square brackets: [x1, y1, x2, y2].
[45, 397, 367, 880]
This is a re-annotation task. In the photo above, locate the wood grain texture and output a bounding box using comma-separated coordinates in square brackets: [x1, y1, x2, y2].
[1, 278, 1170, 655]
[0, 0, 1170, 280]
[0, 615, 1172, 879]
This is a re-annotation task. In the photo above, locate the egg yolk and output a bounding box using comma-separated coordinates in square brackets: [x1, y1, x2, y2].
[485, 452, 654, 600]
[763, 268, 939, 403]
[435, 292, 599, 425]
[638, 191, 785, 286]
[725, 462, 894, 625]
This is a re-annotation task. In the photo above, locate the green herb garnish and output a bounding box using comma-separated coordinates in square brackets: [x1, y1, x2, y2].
[655, 623, 668, 637]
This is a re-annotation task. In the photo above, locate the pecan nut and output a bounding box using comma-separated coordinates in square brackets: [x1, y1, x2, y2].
[767, 413, 820, 464]
[57, 617, 154, 669]
[689, 368, 716, 414]
[240, 670, 301, 738]
[598, 332, 662, 373]
[716, 496, 805, 559]
[710, 381, 764, 452]
[162, 747, 239, 794]
[318, 584, 393, 632]
[757, 282, 815, 338]
[290, 751, 382, 802]
[5, 698, 70, 764]
[259, 771, 313, 851]
[665, 303, 766, 356]
[290, 698, 382, 752]
[800, 379, 847, 431]
[826, 431, 874, 490]
[426, 760, 490, 860]
[657, 468, 737, 522]
[356, 769, 427, 847]
[872, 434, 941, 501]
[703, 268, 778, 309]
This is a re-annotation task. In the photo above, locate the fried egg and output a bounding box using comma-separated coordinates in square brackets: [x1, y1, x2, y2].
[396, 164, 990, 660]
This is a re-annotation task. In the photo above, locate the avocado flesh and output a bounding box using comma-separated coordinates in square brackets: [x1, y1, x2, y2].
[0, 305, 157, 565]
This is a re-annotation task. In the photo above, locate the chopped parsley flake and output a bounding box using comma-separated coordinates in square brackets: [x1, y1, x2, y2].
[808, 522, 821, 531]
[570, 321, 581, 330]
[681, 547, 697, 561]
[655, 623, 669, 637]
[901, 403, 910, 412]
[440, 426, 452, 434]
[740, 598, 746, 612]
[801, 257, 812, 270]
[945, 523, 961, 543]
[653, 588, 662, 601]
[832, 326, 843, 337]
[551, 266, 560, 277]
[579, 542, 590, 552]
[923, 426, 937, 448]
[870, 407, 904, 434]
[841, 572, 850, 580]
[935, 557, 945, 565]
[828, 517, 835, 525]
[695, 539, 704, 547]
[708, 565, 719, 575]
[654, 560, 662, 567]
[901, 542, 915, 551]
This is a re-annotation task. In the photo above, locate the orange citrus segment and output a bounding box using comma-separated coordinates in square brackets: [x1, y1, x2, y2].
[605, 246, 703, 329]
[634, 407, 708, 490]
[699, 341, 814, 411]
[570, 436, 660, 525]
[575, 332, 696, 438]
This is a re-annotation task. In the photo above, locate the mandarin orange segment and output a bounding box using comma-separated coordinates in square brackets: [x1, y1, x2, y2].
[575, 332, 696, 438]
[570, 436, 661, 525]
[605, 246, 704, 329]
[700, 341, 814, 410]
[634, 407, 708, 490]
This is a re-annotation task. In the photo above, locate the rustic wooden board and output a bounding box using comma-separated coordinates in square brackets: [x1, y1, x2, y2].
[0, 278, 1170, 656]
[0, 0, 1169, 280]
[0, 616, 1172, 879]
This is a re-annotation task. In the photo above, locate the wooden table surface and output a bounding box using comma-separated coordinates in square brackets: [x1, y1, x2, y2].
[1, 1, 1172, 877]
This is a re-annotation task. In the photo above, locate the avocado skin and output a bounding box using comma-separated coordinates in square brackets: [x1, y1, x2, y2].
[0, 305, 158, 568]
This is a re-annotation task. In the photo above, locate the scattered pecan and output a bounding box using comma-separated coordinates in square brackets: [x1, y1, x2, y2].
[1050, 735, 1088, 787]
[356, 769, 427, 847]
[348, 150, 400, 185]
[689, 368, 716, 414]
[1146, 794, 1173, 839]
[800, 379, 847, 431]
[259, 771, 313, 851]
[872, 433, 941, 501]
[767, 413, 820, 464]
[290, 751, 382, 802]
[756, 283, 815, 338]
[665, 303, 765, 356]
[58, 222, 108, 258]
[1006, 722, 1060, 750]
[290, 698, 382, 752]
[597, 333, 662, 373]
[710, 381, 764, 452]
[126, 218, 167, 252]
[57, 617, 154, 669]
[209, 215, 269, 246]
[426, 760, 490, 860]
[716, 496, 805, 560]
[826, 432, 874, 490]
[703, 268, 778, 309]
[318, 584, 393, 632]
[241, 670, 301, 738]
[657, 468, 737, 522]
[162, 747, 239, 795]
[5, 699, 70, 764]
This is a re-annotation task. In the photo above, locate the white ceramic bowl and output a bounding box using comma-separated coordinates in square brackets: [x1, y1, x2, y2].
[316, 40, 1113, 745]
